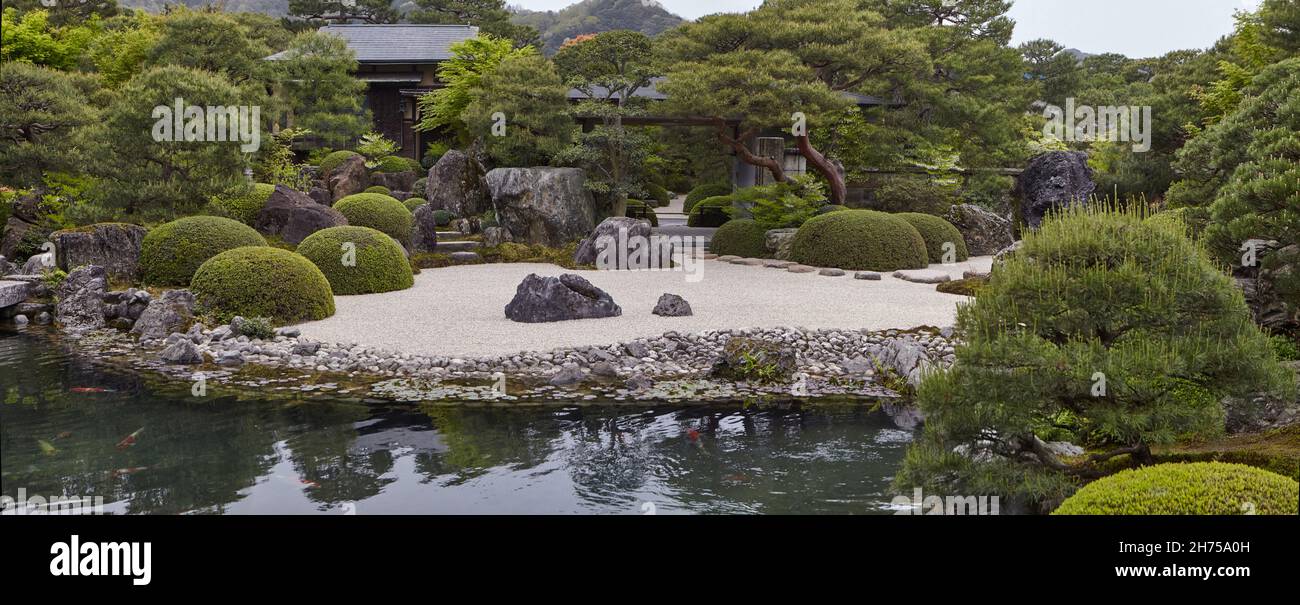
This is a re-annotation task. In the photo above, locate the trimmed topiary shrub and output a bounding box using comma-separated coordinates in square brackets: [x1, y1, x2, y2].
[411, 177, 428, 199]
[333, 193, 413, 242]
[896, 205, 1295, 512]
[432, 209, 453, 226]
[684, 183, 732, 214]
[1052, 462, 1299, 515]
[190, 246, 334, 325]
[364, 185, 392, 196]
[296, 226, 414, 295]
[319, 150, 359, 174]
[687, 196, 733, 227]
[710, 219, 768, 258]
[403, 197, 428, 212]
[817, 204, 849, 215]
[624, 200, 659, 227]
[646, 183, 671, 207]
[141, 216, 267, 285]
[211, 183, 275, 225]
[896, 212, 970, 263]
[788, 210, 928, 271]
[374, 155, 422, 174]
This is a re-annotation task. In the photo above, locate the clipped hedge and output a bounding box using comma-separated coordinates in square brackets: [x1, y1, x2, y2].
[211, 183, 275, 225]
[710, 219, 768, 258]
[684, 183, 732, 213]
[333, 193, 413, 242]
[1052, 462, 1299, 515]
[896, 212, 969, 263]
[374, 155, 422, 173]
[141, 216, 267, 285]
[818, 204, 849, 215]
[686, 196, 733, 228]
[624, 200, 659, 227]
[319, 150, 359, 174]
[433, 209, 453, 226]
[190, 246, 335, 325]
[403, 197, 428, 212]
[411, 177, 428, 198]
[364, 185, 392, 196]
[646, 183, 671, 207]
[789, 210, 928, 271]
[296, 226, 413, 295]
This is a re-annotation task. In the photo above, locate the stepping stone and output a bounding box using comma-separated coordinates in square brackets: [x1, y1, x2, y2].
[449, 251, 481, 263]
[854, 272, 882, 281]
[764, 260, 795, 269]
[716, 255, 740, 262]
[702, 253, 719, 260]
[437, 240, 481, 252]
[963, 270, 990, 279]
[893, 269, 952, 284]
[786, 265, 817, 274]
[730, 258, 766, 266]
[0, 280, 32, 308]
[818, 268, 845, 277]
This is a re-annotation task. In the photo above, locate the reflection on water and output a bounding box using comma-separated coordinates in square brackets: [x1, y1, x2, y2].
[1, 329, 911, 514]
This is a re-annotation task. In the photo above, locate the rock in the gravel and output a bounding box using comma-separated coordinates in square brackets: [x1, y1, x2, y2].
[819, 268, 845, 277]
[651, 293, 692, 317]
[892, 269, 951, 284]
[854, 271, 882, 280]
[504, 273, 621, 323]
[56, 265, 107, 331]
[130, 289, 195, 340]
[574, 217, 652, 268]
[160, 339, 203, 365]
[486, 167, 596, 247]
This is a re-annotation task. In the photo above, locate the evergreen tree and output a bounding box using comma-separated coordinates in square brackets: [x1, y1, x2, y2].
[461, 53, 573, 167]
[272, 30, 370, 148]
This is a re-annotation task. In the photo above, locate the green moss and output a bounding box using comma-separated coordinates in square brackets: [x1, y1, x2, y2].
[1052, 462, 1299, 515]
[432, 209, 453, 226]
[710, 219, 768, 258]
[896, 212, 969, 263]
[403, 197, 428, 212]
[318, 150, 359, 174]
[684, 183, 732, 213]
[686, 196, 733, 227]
[296, 226, 414, 295]
[373, 155, 422, 173]
[211, 183, 275, 225]
[789, 209, 928, 271]
[1270, 335, 1299, 361]
[190, 246, 334, 325]
[140, 216, 267, 286]
[936, 276, 987, 296]
[364, 185, 392, 196]
[411, 178, 428, 198]
[333, 193, 413, 243]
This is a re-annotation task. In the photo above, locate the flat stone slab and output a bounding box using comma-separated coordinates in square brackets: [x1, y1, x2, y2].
[819, 268, 845, 277]
[764, 260, 795, 269]
[0, 280, 32, 308]
[893, 269, 952, 284]
[701, 253, 719, 260]
[437, 240, 482, 252]
[449, 251, 481, 263]
[787, 265, 817, 274]
[855, 272, 882, 280]
[730, 258, 766, 266]
[715, 255, 740, 262]
[3, 274, 40, 283]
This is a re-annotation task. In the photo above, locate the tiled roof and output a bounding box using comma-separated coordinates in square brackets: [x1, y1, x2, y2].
[266, 24, 479, 64]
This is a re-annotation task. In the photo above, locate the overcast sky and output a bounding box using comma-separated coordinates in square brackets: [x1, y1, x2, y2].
[510, 0, 1264, 58]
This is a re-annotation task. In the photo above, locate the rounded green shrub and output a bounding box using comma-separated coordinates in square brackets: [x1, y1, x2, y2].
[817, 204, 849, 215]
[141, 216, 267, 285]
[211, 183, 275, 225]
[374, 155, 422, 173]
[687, 196, 733, 228]
[319, 150, 359, 174]
[403, 197, 428, 212]
[411, 177, 428, 198]
[296, 226, 414, 295]
[646, 183, 671, 207]
[684, 183, 732, 213]
[190, 246, 335, 325]
[432, 209, 453, 226]
[624, 200, 659, 227]
[789, 210, 928, 271]
[364, 185, 392, 196]
[710, 219, 768, 258]
[333, 193, 413, 242]
[896, 212, 969, 263]
[1052, 462, 1299, 515]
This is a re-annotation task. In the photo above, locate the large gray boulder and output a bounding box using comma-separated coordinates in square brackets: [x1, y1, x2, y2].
[372, 170, 418, 193]
[426, 150, 490, 217]
[486, 167, 596, 247]
[573, 217, 652, 268]
[504, 273, 621, 323]
[56, 265, 107, 331]
[51, 223, 148, 281]
[410, 204, 440, 253]
[130, 289, 195, 340]
[0, 217, 41, 260]
[328, 154, 370, 202]
[1017, 151, 1095, 229]
[0, 280, 31, 309]
[945, 204, 1014, 256]
[254, 185, 348, 245]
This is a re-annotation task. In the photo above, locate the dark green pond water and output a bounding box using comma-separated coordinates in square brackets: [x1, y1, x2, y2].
[0, 328, 913, 514]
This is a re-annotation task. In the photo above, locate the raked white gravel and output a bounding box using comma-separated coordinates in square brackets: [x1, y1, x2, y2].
[297, 256, 994, 358]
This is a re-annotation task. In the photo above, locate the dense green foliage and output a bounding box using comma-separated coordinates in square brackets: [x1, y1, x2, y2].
[729, 176, 827, 230]
[415, 35, 535, 144]
[270, 31, 370, 148]
[319, 150, 360, 174]
[895, 212, 970, 263]
[709, 219, 769, 258]
[211, 183, 275, 225]
[897, 206, 1294, 511]
[788, 210, 928, 271]
[373, 156, 422, 174]
[140, 216, 267, 286]
[684, 184, 732, 214]
[1052, 463, 1299, 515]
[296, 226, 414, 295]
[333, 193, 413, 243]
[686, 196, 734, 228]
[403, 197, 428, 212]
[363, 186, 392, 196]
[462, 52, 574, 166]
[190, 246, 335, 325]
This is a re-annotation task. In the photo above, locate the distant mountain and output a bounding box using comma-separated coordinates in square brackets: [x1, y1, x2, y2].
[510, 0, 687, 54]
[1060, 48, 1096, 63]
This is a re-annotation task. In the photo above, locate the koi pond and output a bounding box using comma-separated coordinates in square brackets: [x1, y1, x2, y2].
[1, 327, 913, 514]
